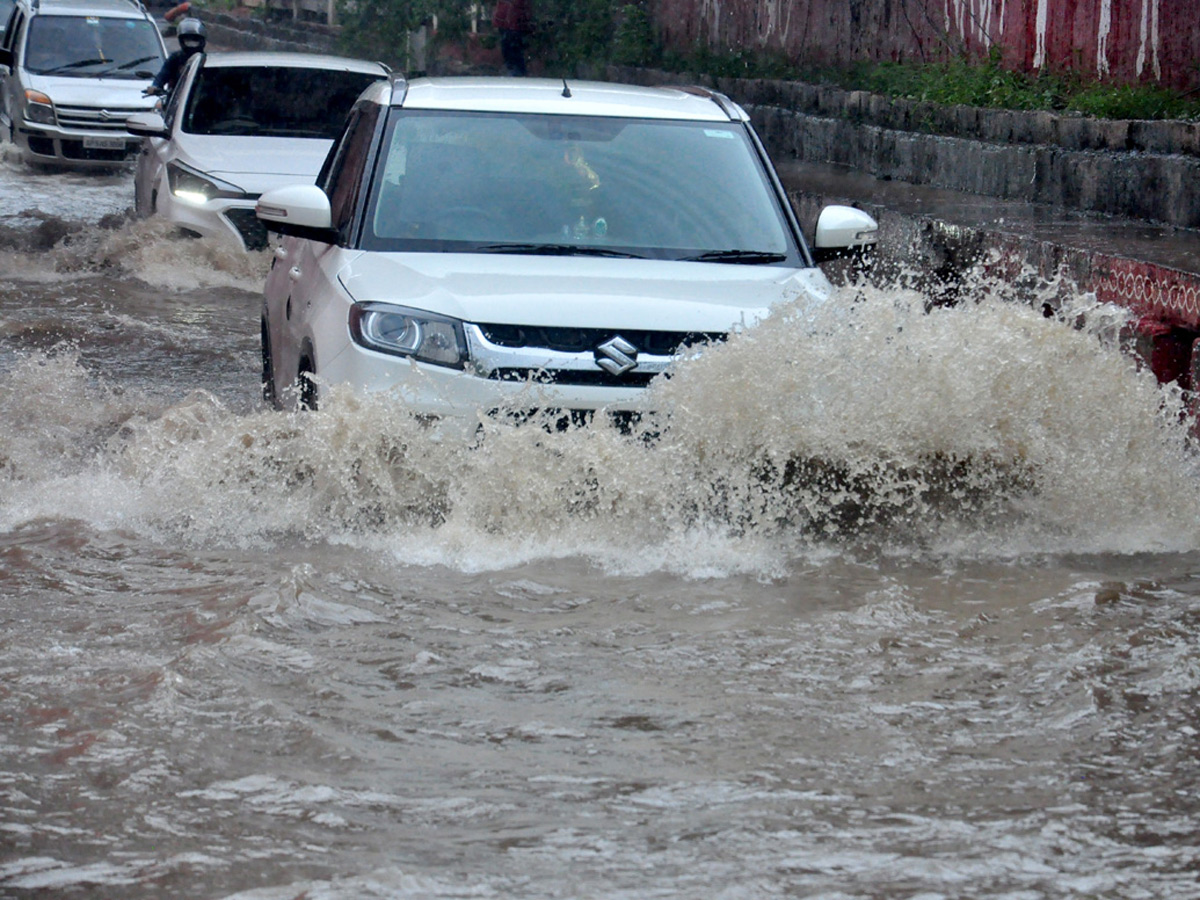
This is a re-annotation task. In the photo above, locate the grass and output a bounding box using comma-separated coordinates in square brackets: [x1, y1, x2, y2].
[834, 59, 1200, 121]
[659, 47, 1200, 121]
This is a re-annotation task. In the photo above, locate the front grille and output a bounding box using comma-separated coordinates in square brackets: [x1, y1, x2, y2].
[490, 367, 661, 388]
[224, 206, 267, 250]
[479, 324, 723, 355]
[56, 105, 151, 133]
[468, 324, 725, 389]
[486, 407, 651, 434]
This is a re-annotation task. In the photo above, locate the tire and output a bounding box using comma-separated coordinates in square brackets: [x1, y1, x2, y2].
[260, 317, 277, 407]
[297, 354, 318, 412]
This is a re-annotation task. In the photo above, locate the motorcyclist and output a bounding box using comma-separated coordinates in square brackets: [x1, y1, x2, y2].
[144, 16, 206, 98]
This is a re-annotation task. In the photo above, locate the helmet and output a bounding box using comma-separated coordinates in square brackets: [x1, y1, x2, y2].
[177, 17, 206, 52]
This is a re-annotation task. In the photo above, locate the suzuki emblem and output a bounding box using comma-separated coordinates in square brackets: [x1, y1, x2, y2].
[595, 336, 638, 376]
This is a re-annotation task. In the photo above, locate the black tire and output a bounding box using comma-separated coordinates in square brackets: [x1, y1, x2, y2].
[297, 354, 318, 412]
[260, 317, 277, 406]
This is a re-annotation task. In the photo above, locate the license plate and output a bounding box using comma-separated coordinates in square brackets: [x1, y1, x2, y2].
[82, 136, 127, 150]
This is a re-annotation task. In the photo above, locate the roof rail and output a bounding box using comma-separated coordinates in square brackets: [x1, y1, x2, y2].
[29, 0, 151, 11]
[390, 74, 409, 106]
[675, 85, 741, 121]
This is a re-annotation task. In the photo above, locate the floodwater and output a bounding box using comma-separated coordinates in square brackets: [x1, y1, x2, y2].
[3, 148, 1200, 900]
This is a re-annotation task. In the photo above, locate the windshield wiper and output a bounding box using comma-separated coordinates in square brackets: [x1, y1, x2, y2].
[680, 249, 789, 264]
[40, 57, 108, 74]
[99, 55, 160, 75]
[476, 243, 644, 259]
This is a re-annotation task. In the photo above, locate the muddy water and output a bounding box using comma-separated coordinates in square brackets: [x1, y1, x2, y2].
[3, 154, 1200, 899]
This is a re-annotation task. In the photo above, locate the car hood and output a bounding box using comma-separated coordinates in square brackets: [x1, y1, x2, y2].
[336, 252, 833, 331]
[28, 73, 159, 109]
[170, 134, 332, 190]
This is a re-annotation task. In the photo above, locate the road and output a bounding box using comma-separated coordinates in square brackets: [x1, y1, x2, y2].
[2, 145, 1200, 899]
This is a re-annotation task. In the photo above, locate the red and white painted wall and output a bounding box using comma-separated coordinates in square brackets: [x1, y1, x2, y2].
[656, 0, 1200, 91]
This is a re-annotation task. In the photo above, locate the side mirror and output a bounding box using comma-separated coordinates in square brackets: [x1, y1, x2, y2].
[812, 205, 878, 263]
[0, 47, 12, 69]
[256, 184, 338, 244]
[125, 111, 169, 138]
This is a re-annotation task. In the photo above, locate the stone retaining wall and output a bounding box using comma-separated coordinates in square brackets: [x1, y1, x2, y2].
[607, 66, 1200, 230]
[203, 10, 340, 55]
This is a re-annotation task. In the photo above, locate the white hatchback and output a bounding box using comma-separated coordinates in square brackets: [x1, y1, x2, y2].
[125, 51, 387, 250]
[255, 76, 877, 431]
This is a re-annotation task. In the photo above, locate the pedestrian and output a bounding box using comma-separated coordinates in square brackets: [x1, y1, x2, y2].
[145, 16, 206, 98]
[492, 0, 532, 77]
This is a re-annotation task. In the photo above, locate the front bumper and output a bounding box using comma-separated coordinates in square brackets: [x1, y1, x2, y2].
[159, 193, 268, 251]
[320, 337, 662, 438]
[17, 124, 142, 166]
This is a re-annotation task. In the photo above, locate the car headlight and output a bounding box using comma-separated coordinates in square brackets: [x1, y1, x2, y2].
[166, 161, 247, 205]
[24, 90, 55, 126]
[349, 302, 468, 369]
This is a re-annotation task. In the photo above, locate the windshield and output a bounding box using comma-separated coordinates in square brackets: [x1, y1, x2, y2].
[362, 110, 801, 263]
[23, 15, 163, 78]
[183, 65, 383, 138]
[0, 0, 14, 41]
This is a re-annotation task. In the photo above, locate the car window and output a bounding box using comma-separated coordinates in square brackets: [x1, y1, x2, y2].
[0, 0, 15, 43]
[22, 14, 163, 77]
[322, 103, 381, 237]
[182, 65, 382, 139]
[362, 110, 797, 262]
[162, 50, 200, 127]
[2, 9, 23, 53]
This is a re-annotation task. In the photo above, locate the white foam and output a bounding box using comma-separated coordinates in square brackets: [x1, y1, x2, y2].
[3, 284, 1200, 572]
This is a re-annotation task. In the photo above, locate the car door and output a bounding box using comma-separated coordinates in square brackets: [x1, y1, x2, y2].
[134, 52, 201, 217]
[270, 100, 382, 405]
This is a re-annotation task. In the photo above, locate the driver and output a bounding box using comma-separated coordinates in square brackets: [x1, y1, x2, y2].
[144, 17, 206, 98]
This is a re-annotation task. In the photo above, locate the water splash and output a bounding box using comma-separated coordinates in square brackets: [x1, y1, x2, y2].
[3, 277, 1198, 572]
[77, 218, 272, 292]
[0, 199, 269, 293]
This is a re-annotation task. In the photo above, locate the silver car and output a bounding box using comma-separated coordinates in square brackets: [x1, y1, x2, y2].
[0, 0, 165, 167]
[125, 51, 388, 250]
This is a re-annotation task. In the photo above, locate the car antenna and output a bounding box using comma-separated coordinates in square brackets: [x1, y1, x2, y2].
[561, 78, 571, 98]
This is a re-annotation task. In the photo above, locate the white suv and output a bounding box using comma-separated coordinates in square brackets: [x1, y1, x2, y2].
[0, 0, 165, 166]
[256, 76, 877, 432]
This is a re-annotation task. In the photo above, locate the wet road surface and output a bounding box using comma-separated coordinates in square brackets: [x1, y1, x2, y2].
[3, 149, 1200, 899]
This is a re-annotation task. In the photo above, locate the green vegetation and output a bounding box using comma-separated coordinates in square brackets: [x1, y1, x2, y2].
[335, 0, 474, 67]
[334, 0, 658, 73]
[333, 0, 1199, 121]
[829, 57, 1200, 121]
[659, 45, 1200, 121]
